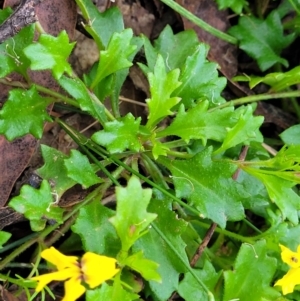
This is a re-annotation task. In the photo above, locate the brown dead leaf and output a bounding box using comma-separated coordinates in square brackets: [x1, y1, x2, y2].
[118, 0, 155, 37]
[0, 0, 77, 206]
[256, 102, 297, 129]
[0, 135, 37, 207]
[35, 0, 77, 37]
[4, 0, 77, 38]
[0, 207, 24, 229]
[176, 0, 238, 79]
[0, 285, 28, 301]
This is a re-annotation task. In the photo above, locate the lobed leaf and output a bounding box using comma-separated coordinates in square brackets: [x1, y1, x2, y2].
[36, 145, 76, 198]
[157, 101, 234, 145]
[243, 168, 300, 225]
[90, 29, 137, 89]
[224, 240, 280, 301]
[159, 147, 245, 228]
[0, 86, 52, 140]
[72, 199, 121, 256]
[92, 114, 142, 153]
[215, 0, 248, 14]
[9, 180, 64, 232]
[110, 176, 157, 252]
[215, 105, 264, 153]
[64, 150, 102, 188]
[178, 261, 221, 301]
[58, 75, 107, 124]
[229, 11, 294, 71]
[86, 282, 139, 301]
[0, 7, 34, 78]
[234, 66, 300, 91]
[124, 251, 161, 282]
[75, 1, 123, 49]
[133, 198, 189, 300]
[174, 44, 226, 108]
[146, 55, 181, 129]
[142, 25, 200, 72]
[151, 139, 170, 160]
[23, 31, 75, 79]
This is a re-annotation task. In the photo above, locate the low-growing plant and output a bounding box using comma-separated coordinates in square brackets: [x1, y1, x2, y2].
[1, 0, 300, 300]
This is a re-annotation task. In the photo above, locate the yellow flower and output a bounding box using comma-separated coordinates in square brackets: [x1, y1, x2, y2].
[32, 247, 119, 301]
[274, 244, 300, 295]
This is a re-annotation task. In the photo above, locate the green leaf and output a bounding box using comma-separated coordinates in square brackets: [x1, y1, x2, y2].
[108, 36, 143, 116]
[271, 223, 300, 253]
[261, 145, 300, 171]
[229, 11, 294, 71]
[141, 27, 227, 109]
[236, 170, 270, 218]
[142, 25, 200, 72]
[124, 251, 161, 282]
[23, 31, 75, 79]
[146, 55, 181, 129]
[58, 75, 107, 124]
[157, 101, 235, 145]
[86, 282, 139, 301]
[75, 1, 123, 49]
[215, 0, 248, 14]
[64, 150, 101, 188]
[36, 145, 76, 198]
[72, 199, 121, 256]
[0, 86, 51, 140]
[242, 168, 300, 225]
[90, 29, 137, 89]
[178, 261, 221, 301]
[159, 147, 245, 228]
[234, 66, 300, 91]
[151, 139, 170, 160]
[110, 176, 157, 252]
[9, 180, 64, 231]
[92, 114, 142, 153]
[174, 44, 226, 108]
[215, 105, 264, 153]
[224, 240, 280, 301]
[0, 231, 11, 248]
[0, 8, 34, 78]
[280, 124, 300, 145]
[133, 198, 189, 301]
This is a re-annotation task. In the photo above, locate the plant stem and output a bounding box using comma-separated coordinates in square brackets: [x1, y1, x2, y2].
[112, 155, 202, 215]
[0, 184, 103, 270]
[192, 220, 254, 244]
[44, 214, 77, 248]
[208, 90, 300, 112]
[35, 84, 78, 106]
[152, 223, 213, 297]
[163, 139, 189, 149]
[290, 97, 300, 122]
[160, 0, 238, 45]
[0, 78, 79, 106]
[165, 149, 193, 158]
[0, 233, 39, 254]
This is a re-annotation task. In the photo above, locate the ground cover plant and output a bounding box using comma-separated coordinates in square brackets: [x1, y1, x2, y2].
[1, 0, 300, 300]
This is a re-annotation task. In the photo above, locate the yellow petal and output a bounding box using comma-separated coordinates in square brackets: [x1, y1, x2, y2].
[81, 252, 119, 288]
[41, 247, 79, 270]
[32, 267, 79, 292]
[62, 276, 86, 301]
[279, 244, 300, 268]
[274, 268, 300, 295]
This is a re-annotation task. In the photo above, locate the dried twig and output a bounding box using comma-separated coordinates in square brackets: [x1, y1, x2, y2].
[190, 146, 250, 268]
[0, 0, 43, 44]
[190, 222, 217, 267]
